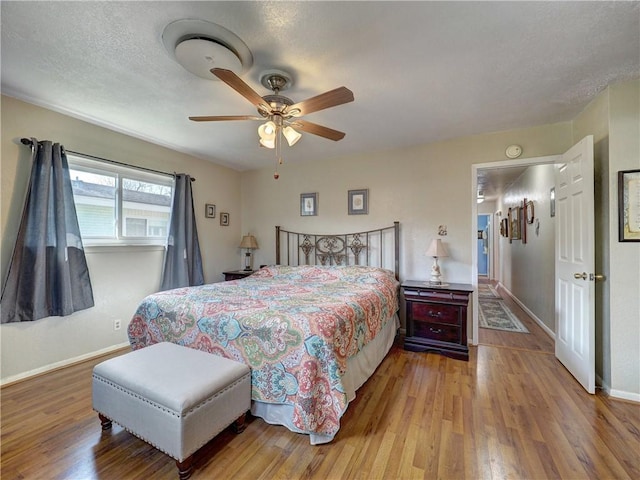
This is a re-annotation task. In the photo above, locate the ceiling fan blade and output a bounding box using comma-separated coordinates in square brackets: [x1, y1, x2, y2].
[189, 115, 262, 122]
[290, 119, 346, 141]
[211, 68, 271, 113]
[287, 87, 354, 117]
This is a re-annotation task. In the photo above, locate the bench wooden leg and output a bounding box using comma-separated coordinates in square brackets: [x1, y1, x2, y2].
[98, 414, 112, 431]
[176, 456, 193, 480]
[231, 412, 247, 434]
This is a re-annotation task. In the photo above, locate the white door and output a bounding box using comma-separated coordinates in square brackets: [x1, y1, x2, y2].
[555, 135, 595, 394]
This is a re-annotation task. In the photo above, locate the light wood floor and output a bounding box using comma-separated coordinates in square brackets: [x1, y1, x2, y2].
[477, 278, 555, 354]
[2, 336, 639, 478]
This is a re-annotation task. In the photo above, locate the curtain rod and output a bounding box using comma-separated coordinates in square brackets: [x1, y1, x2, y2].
[20, 138, 195, 182]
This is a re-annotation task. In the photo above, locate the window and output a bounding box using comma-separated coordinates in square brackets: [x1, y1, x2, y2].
[68, 155, 173, 245]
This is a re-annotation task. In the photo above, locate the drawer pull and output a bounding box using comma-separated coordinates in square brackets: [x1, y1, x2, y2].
[429, 327, 442, 334]
[428, 310, 442, 318]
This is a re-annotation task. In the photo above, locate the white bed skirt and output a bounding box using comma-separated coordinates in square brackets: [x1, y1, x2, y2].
[250, 314, 399, 445]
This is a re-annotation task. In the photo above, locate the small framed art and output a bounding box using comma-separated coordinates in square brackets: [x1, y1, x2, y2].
[205, 204, 216, 218]
[348, 189, 369, 215]
[220, 212, 230, 226]
[300, 193, 318, 216]
[618, 169, 640, 242]
[501, 218, 509, 237]
[508, 206, 521, 242]
[525, 200, 534, 224]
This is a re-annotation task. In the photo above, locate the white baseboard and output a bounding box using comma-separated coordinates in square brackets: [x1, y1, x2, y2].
[497, 282, 555, 339]
[599, 374, 640, 402]
[608, 388, 640, 403]
[1, 342, 130, 387]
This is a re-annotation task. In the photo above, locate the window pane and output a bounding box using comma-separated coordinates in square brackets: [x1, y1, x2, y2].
[124, 217, 147, 237]
[70, 169, 116, 238]
[122, 178, 171, 238]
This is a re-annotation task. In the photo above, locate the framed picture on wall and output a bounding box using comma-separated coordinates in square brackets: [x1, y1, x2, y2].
[300, 193, 318, 216]
[348, 189, 369, 215]
[618, 169, 640, 241]
[500, 218, 508, 237]
[205, 204, 216, 218]
[508, 207, 520, 242]
[220, 212, 230, 226]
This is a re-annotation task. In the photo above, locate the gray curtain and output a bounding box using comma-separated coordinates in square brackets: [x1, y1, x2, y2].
[1, 139, 94, 323]
[160, 174, 204, 290]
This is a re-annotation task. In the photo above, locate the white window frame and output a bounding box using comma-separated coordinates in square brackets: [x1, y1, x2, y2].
[67, 154, 174, 246]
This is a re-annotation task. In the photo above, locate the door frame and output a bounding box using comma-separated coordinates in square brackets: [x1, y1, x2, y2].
[470, 155, 559, 345]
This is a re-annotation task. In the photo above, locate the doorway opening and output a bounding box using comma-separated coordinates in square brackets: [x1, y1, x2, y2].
[470, 155, 559, 347]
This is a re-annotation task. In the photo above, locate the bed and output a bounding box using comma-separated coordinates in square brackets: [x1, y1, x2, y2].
[128, 223, 400, 444]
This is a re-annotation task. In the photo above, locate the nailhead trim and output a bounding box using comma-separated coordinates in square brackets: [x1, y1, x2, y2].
[93, 371, 251, 461]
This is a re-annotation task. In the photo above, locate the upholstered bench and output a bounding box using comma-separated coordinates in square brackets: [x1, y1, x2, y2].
[92, 342, 251, 479]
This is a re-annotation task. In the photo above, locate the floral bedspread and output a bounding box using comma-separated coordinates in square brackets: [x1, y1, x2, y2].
[128, 265, 399, 438]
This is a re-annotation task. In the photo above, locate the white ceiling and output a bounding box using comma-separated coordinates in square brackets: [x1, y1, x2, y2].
[2, 1, 639, 192]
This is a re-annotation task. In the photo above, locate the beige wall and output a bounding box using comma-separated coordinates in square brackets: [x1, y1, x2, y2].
[605, 81, 640, 399]
[1, 95, 242, 382]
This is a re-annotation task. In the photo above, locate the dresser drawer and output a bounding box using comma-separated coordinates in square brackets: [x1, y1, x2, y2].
[410, 302, 460, 325]
[412, 320, 461, 343]
[403, 289, 469, 304]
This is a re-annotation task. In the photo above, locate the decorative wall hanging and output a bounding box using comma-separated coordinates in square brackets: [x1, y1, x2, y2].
[508, 207, 521, 242]
[526, 200, 534, 224]
[348, 189, 369, 215]
[618, 169, 640, 241]
[205, 204, 216, 218]
[300, 193, 318, 216]
[220, 212, 230, 226]
[501, 218, 509, 237]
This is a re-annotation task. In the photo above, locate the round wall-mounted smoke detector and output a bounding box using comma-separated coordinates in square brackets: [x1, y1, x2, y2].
[162, 19, 253, 80]
[505, 144, 523, 159]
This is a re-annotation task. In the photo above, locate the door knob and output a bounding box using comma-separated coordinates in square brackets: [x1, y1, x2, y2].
[590, 273, 605, 281]
[574, 272, 587, 280]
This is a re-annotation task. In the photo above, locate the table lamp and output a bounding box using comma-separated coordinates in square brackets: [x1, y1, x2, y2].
[239, 234, 259, 271]
[426, 239, 449, 285]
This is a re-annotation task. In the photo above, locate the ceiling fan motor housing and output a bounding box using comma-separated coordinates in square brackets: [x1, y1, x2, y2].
[260, 94, 294, 117]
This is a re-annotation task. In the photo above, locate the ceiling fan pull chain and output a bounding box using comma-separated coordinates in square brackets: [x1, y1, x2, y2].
[273, 129, 282, 179]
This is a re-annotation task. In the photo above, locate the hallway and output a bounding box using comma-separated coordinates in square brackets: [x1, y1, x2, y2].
[478, 277, 554, 354]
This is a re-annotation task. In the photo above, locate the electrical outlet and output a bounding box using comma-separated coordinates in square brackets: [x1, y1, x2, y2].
[114, 319, 121, 331]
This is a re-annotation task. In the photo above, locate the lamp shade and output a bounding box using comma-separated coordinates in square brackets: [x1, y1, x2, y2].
[258, 121, 276, 149]
[426, 239, 448, 257]
[239, 234, 259, 249]
[282, 126, 302, 146]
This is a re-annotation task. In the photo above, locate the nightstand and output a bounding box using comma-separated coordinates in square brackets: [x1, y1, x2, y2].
[222, 270, 256, 281]
[402, 280, 473, 361]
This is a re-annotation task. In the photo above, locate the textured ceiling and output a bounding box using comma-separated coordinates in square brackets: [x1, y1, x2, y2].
[2, 1, 639, 188]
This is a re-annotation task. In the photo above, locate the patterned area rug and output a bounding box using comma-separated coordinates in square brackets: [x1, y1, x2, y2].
[478, 284, 500, 299]
[479, 299, 529, 333]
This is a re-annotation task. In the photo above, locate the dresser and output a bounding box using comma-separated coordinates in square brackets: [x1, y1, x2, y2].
[222, 270, 256, 281]
[402, 281, 473, 361]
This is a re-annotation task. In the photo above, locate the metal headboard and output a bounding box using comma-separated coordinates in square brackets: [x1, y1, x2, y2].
[276, 222, 400, 280]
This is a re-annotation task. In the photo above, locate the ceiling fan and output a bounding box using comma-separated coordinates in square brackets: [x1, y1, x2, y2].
[189, 68, 355, 145]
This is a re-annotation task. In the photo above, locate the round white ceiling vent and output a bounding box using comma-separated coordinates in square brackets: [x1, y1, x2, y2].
[162, 19, 253, 80]
[175, 38, 242, 79]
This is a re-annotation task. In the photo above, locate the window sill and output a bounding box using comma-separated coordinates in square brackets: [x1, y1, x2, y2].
[84, 244, 165, 254]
